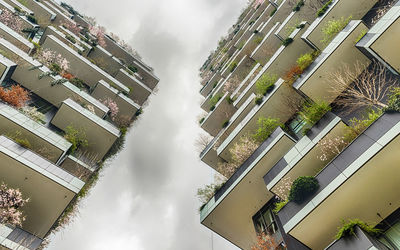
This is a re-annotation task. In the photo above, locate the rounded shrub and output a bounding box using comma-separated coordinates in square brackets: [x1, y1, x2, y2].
[288, 176, 319, 203]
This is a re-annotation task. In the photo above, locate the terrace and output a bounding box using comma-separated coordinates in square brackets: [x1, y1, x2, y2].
[294, 20, 371, 103]
[200, 128, 296, 249]
[0, 135, 84, 238]
[277, 112, 400, 249]
[301, 0, 378, 50]
[51, 98, 121, 160]
[357, 1, 400, 75]
[217, 79, 302, 162]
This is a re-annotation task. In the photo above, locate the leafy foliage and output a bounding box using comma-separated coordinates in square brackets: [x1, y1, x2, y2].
[288, 176, 319, 203]
[64, 125, 89, 154]
[335, 219, 381, 240]
[299, 100, 331, 126]
[229, 61, 238, 72]
[316, 0, 332, 17]
[256, 73, 277, 96]
[385, 87, 400, 113]
[273, 199, 288, 214]
[252, 117, 282, 143]
[282, 38, 293, 47]
[321, 16, 351, 45]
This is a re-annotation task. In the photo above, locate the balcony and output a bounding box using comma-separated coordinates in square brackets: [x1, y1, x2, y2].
[91, 80, 140, 120]
[237, 24, 312, 107]
[4, 0, 34, 15]
[200, 72, 222, 97]
[41, 34, 130, 94]
[0, 54, 16, 83]
[0, 135, 84, 238]
[0, 224, 42, 250]
[294, 20, 371, 103]
[200, 78, 224, 112]
[200, 92, 237, 137]
[248, 2, 273, 33]
[231, 63, 261, 107]
[114, 69, 152, 105]
[60, 155, 94, 182]
[40, 26, 86, 56]
[200, 128, 296, 249]
[251, 22, 282, 66]
[277, 112, 400, 249]
[0, 38, 109, 118]
[357, 2, 400, 75]
[220, 49, 240, 78]
[102, 35, 159, 89]
[51, 98, 121, 160]
[0, 22, 33, 54]
[0, 103, 71, 163]
[218, 79, 302, 162]
[21, 0, 56, 26]
[200, 94, 256, 171]
[263, 113, 347, 198]
[301, 0, 378, 50]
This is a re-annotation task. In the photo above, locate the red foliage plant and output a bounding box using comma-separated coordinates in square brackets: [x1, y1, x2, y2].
[251, 232, 279, 250]
[62, 73, 74, 80]
[0, 85, 30, 108]
[284, 65, 303, 83]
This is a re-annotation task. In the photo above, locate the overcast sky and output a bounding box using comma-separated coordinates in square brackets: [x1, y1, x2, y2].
[47, 0, 248, 249]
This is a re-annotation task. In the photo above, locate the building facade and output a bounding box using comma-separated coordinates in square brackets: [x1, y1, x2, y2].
[0, 1, 158, 249]
[198, 0, 400, 249]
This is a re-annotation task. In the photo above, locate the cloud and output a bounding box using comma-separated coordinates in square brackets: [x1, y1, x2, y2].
[48, 0, 247, 249]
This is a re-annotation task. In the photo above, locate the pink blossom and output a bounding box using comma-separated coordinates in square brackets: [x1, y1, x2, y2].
[253, 0, 264, 9]
[0, 9, 23, 33]
[102, 98, 119, 121]
[89, 25, 107, 48]
[0, 183, 29, 226]
[36, 49, 70, 74]
[62, 21, 81, 36]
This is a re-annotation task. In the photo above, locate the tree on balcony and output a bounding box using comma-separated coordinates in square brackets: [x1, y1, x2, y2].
[0, 182, 29, 226]
[331, 61, 399, 115]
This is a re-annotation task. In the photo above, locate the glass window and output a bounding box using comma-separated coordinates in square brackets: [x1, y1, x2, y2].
[380, 222, 400, 249]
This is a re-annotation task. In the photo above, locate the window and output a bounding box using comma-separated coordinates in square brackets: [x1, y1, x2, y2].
[253, 205, 278, 235]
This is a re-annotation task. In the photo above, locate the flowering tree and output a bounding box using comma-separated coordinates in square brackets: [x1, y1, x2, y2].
[252, 0, 265, 9]
[217, 136, 259, 177]
[0, 182, 29, 226]
[89, 25, 107, 48]
[251, 232, 279, 250]
[62, 21, 81, 36]
[102, 98, 119, 121]
[35, 49, 70, 75]
[223, 75, 241, 94]
[0, 85, 30, 108]
[317, 136, 349, 162]
[0, 9, 23, 34]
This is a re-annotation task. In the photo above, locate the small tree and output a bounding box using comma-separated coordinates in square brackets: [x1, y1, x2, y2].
[331, 62, 398, 115]
[64, 125, 89, 154]
[102, 98, 119, 121]
[0, 85, 30, 108]
[0, 183, 29, 226]
[252, 117, 282, 143]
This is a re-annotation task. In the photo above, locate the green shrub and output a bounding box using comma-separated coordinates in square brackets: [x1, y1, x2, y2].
[14, 6, 22, 12]
[252, 117, 282, 143]
[199, 117, 205, 124]
[293, 0, 304, 11]
[345, 109, 382, 141]
[316, 0, 332, 17]
[49, 63, 61, 74]
[255, 96, 263, 105]
[321, 16, 351, 45]
[66, 35, 76, 44]
[288, 176, 319, 203]
[282, 38, 293, 47]
[7, 131, 31, 149]
[229, 61, 238, 72]
[27, 15, 37, 24]
[135, 108, 143, 117]
[222, 120, 230, 128]
[270, 8, 277, 17]
[273, 200, 288, 214]
[128, 65, 138, 73]
[64, 125, 88, 154]
[354, 29, 367, 44]
[238, 41, 246, 50]
[297, 53, 314, 70]
[69, 78, 87, 90]
[335, 219, 381, 240]
[299, 100, 331, 126]
[384, 87, 400, 113]
[209, 93, 223, 108]
[256, 73, 277, 96]
[254, 35, 264, 44]
[226, 96, 233, 104]
[297, 23, 305, 29]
